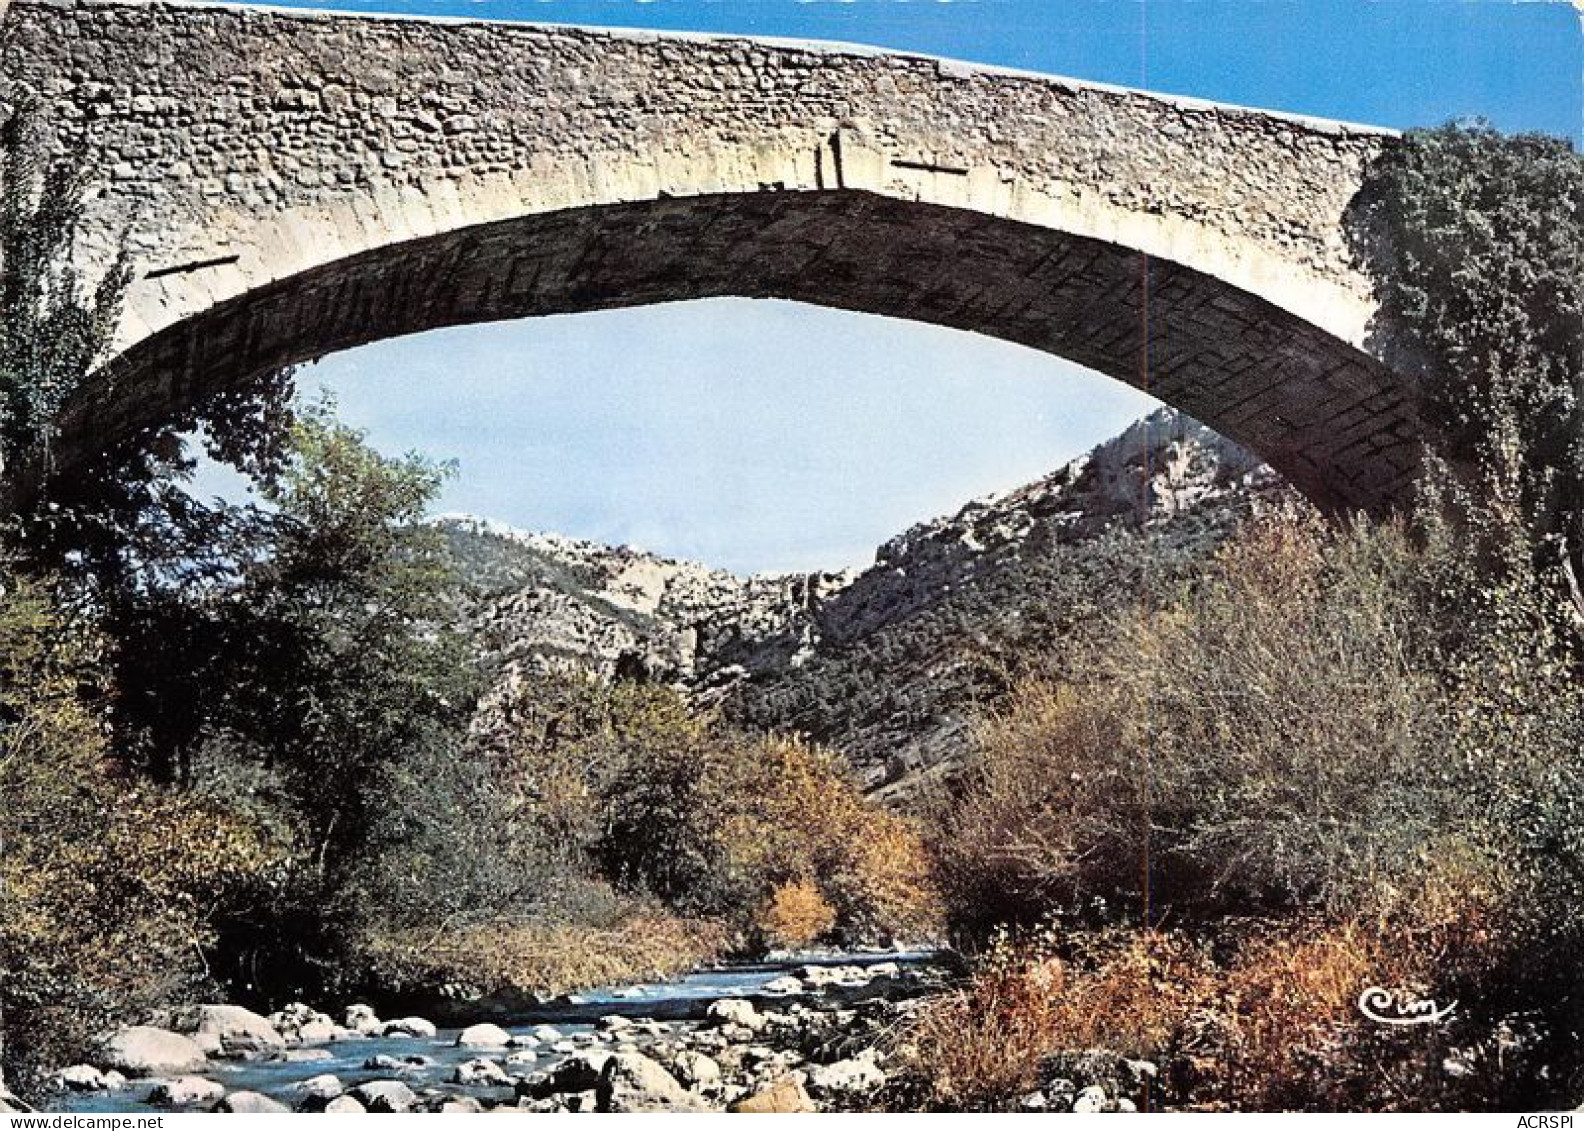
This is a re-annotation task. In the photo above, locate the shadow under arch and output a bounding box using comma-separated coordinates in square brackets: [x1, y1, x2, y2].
[66, 189, 1417, 515]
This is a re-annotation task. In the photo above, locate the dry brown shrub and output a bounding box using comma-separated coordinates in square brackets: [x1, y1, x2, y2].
[900, 929, 1212, 1110]
[756, 881, 837, 950]
[935, 510, 1458, 935]
[898, 908, 1509, 1112]
[900, 939, 1066, 1108]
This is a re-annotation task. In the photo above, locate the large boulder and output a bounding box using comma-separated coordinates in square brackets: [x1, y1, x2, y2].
[101, 1026, 208, 1077]
[324, 1095, 367, 1114]
[349, 1079, 418, 1113]
[292, 1074, 344, 1106]
[729, 1076, 816, 1113]
[214, 1090, 291, 1113]
[596, 1052, 712, 1113]
[148, 1076, 227, 1107]
[455, 1022, 513, 1049]
[671, 1050, 723, 1094]
[267, 994, 335, 1039]
[174, 1004, 285, 1058]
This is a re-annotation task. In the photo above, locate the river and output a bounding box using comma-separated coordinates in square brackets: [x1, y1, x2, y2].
[51, 951, 939, 1113]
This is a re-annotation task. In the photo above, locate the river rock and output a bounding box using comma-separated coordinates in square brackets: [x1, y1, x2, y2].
[528, 1024, 562, 1043]
[762, 976, 804, 995]
[455, 1022, 513, 1048]
[808, 1050, 886, 1098]
[380, 1016, 437, 1039]
[268, 1003, 337, 1045]
[452, 1058, 512, 1087]
[363, 1053, 433, 1073]
[596, 1053, 712, 1113]
[148, 1076, 227, 1107]
[350, 1079, 418, 1113]
[293, 1074, 344, 1103]
[297, 1019, 342, 1044]
[517, 1050, 610, 1098]
[706, 999, 766, 1032]
[268, 1047, 334, 1064]
[102, 1026, 209, 1077]
[172, 1004, 285, 1058]
[214, 1090, 291, 1113]
[439, 1097, 485, 1113]
[55, 1065, 112, 1091]
[324, 1095, 366, 1114]
[344, 1004, 381, 1035]
[730, 1076, 816, 1114]
[671, 1050, 722, 1093]
[597, 1015, 634, 1032]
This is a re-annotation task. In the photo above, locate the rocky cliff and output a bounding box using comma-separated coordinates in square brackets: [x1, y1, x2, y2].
[446, 408, 1290, 798]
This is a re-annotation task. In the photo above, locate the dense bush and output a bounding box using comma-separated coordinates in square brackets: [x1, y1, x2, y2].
[896, 920, 1497, 1112]
[936, 510, 1458, 927]
[1351, 123, 1582, 610]
[0, 571, 288, 1094]
[923, 496, 1584, 1109]
[482, 673, 941, 949]
[361, 913, 729, 1004]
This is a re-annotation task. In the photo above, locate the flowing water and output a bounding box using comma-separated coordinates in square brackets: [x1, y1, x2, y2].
[52, 951, 935, 1113]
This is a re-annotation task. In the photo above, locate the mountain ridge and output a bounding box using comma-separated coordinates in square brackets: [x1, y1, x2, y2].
[442, 408, 1289, 796]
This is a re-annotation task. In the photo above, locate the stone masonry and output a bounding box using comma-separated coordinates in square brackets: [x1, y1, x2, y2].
[0, 0, 1418, 512]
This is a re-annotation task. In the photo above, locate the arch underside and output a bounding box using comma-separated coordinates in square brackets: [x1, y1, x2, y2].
[77, 190, 1417, 514]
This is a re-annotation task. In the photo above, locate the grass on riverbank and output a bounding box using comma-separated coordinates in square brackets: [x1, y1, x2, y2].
[360, 911, 731, 1002]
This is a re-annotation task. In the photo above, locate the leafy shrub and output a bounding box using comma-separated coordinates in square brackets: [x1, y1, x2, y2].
[926, 491, 1584, 1109]
[897, 927, 1213, 1110]
[484, 674, 942, 947]
[757, 882, 838, 951]
[897, 913, 1513, 1112]
[936, 510, 1454, 930]
[1350, 123, 1582, 562]
[0, 570, 287, 1096]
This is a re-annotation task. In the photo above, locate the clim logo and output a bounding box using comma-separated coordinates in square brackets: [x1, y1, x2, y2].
[1516, 1116, 1574, 1129]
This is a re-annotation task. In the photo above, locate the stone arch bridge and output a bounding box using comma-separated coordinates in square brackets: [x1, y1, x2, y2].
[0, 0, 1418, 512]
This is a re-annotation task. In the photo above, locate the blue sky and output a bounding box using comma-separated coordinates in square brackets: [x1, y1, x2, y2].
[225, 0, 1580, 574]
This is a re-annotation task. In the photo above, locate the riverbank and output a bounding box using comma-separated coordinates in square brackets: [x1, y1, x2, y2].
[44, 953, 947, 1114]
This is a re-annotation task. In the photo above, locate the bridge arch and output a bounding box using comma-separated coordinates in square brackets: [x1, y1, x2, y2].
[1, 0, 1418, 512]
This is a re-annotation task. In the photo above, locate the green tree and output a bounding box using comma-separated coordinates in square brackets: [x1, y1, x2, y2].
[1351, 123, 1583, 615]
[0, 111, 126, 484]
[216, 405, 479, 874]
